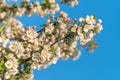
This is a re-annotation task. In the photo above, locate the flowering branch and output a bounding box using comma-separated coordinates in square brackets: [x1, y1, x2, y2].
[0, 0, 79, 20]
[0, 0, 102, 80]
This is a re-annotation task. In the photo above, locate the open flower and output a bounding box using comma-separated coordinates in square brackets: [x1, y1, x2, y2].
[32, 52, 41, 62]
[5, 60, 13, 69]
[45, 23, 54, 34]
[0, 36, 9, 47]
[84, 24, 89, 32]
[5, 69, 18, 79]
[86, 15, 96, 25]
[9, 42, 18, 52]
[9, 41, 24, 58]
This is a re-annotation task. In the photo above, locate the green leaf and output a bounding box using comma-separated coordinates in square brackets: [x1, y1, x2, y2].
[42, 0, 51, 9]
[24, 63, 31, 74]
[93, 27, 99, 34]
[0, 25, 4, 32]
[51, 46, 55, 52]
[24, 43, 28, 48]
[17, 5, 20, 10]
[22, 2, 28, 7]
[42, 0, 47, 4]
[0, 60, 5, 71]
[4, 53, 8, 59]
[93, 14, 96, 20]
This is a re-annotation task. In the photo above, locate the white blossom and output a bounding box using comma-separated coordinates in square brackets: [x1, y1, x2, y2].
[86, 15, 96, 25]
[0, 1, 103, 79]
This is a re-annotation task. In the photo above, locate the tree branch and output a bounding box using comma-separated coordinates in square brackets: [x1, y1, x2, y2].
[51, 33, 71, 46]
[2, 74, 5, 80]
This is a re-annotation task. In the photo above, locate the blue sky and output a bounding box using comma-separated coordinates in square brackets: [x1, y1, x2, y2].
[16, 0, 120, 80]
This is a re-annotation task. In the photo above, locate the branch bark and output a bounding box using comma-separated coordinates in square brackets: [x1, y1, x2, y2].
[2, 74, 5, 80]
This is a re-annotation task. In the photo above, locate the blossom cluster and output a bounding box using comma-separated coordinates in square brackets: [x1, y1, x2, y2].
[0, 0, 102, 80]
[0, 0, 79, 19]
[0, 0, 59, 18]
[4, 54, 18, 79]
[0, 10, 102, 79]
[61, 0, 79, 7]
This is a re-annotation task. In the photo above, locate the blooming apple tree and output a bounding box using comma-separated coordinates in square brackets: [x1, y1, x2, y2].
[0, 0, 103, 80]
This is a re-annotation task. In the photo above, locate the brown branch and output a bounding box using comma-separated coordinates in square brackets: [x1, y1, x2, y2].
[37, 28, 45, 33]
[2, 74, 5, 80]
[23, 33, 72, 64]
[51, 34, 71, 46]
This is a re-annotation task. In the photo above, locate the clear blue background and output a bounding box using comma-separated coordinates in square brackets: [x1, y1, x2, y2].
[12, 0, 120, 80]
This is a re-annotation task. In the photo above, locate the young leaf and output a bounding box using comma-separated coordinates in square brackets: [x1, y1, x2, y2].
[0, 25, 4, 32]
[93, 14, 96, 20]
[42, 0, 47, 4]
